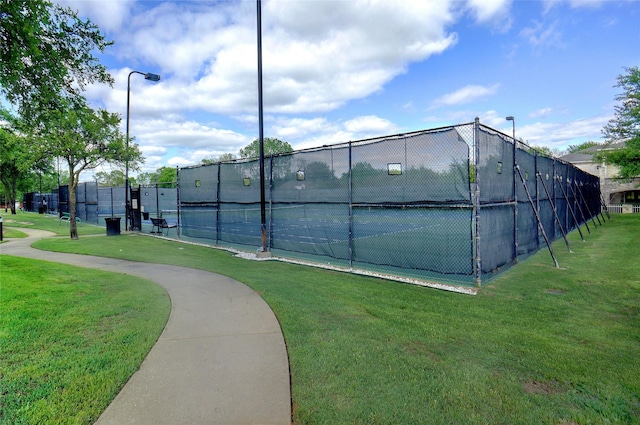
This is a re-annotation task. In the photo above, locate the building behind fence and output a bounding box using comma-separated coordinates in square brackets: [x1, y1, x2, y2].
[24, 120, 608, 288]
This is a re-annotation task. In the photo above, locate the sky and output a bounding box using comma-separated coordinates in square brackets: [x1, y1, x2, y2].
[57, 0, 640, 176]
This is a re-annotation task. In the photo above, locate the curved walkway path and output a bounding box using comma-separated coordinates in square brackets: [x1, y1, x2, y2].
[1, 229, 291, 425]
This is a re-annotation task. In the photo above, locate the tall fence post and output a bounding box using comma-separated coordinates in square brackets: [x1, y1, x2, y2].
[473, 118, 482, 287]
[513, 133, 519, 263]
[216, 164, 221, 244]
[348, 141, 354, 268]
[268, 154, 274, 250]
[534, 152, 541, 247]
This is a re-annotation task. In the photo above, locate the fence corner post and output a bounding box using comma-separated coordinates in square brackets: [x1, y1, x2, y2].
[473, 118, 482, 287]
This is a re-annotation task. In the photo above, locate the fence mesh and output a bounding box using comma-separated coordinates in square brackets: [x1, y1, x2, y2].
[178, 121, 601, 287]
[26, 120, 601, 288]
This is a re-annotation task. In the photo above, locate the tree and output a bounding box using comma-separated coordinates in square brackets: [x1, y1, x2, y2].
[136, 167, 177, 187]
[0, 0, 113, 121]
[201, 153, 236, 165]
[567, 141, 600, 154]
[0, 116, 34, 214]
[155, 166, 177, 187]
[238, 137, 293, 159]
[95, 169, 126, 186]
[40, 101, 141, 239]
[600, 66, 640, 179]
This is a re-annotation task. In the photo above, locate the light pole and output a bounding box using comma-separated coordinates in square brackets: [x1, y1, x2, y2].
[506, 115, 517, 262]
[257, 0, 268, 254]
[125, 70, 160, 231]
[505, 116, 515, 144]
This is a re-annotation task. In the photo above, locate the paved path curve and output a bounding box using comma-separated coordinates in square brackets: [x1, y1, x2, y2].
[1, 229, 291, 425]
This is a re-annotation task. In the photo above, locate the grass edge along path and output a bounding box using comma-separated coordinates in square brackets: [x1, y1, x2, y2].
[0, 256, 170, 425]
[24, 215, 640, 424]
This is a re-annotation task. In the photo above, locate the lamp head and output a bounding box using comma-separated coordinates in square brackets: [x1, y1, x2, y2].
[144, 73, 161, 82]
[505, 116, 514, 121]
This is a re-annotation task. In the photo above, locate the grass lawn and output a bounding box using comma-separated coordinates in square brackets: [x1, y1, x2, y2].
[2, 211, 105, 237]
[10, 213, 640, 424]
[0, 256, 170, 425]
[1, 227, 28, 239]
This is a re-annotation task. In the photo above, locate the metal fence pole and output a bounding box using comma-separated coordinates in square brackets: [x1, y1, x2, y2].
[176, 166, 181, 237]
[268, 154, 274, 250]
[473, 118, 482, 286]
[348, 141, 353, 268]
[513, 136, 518, 263]
[216, 164, 221, 244]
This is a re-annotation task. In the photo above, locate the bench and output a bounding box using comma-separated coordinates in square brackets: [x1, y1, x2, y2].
[59, 212, 81, 224]
[150, 217, 177, 236]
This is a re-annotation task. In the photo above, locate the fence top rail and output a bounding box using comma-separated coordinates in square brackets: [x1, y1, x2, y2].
[179, 122, 477, 170]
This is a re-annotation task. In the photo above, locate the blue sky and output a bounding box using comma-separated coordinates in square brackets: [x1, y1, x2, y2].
[59, 0, 640, 175]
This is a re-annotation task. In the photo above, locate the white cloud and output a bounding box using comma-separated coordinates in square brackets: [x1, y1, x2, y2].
[432, 84, 500, 107]
[520, 20, 562, 47]
[91, 0, 461, 118]
[517, 114, 610, 148]
[344, 115, 398, 134]
[529, 107, 553, 118]
[466, 0, 513, 31]
[272, 117, 334, 141]
[56, 0, 133, 32]
[277, 115, 400, 151]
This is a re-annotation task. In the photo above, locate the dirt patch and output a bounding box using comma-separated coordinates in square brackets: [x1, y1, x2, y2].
[523, 379, 563, 395]
[402, 341, 441, 362]
[4, 219, 34, 225]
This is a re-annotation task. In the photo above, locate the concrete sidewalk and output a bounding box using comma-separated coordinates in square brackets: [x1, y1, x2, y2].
[1, 229, 291, 425]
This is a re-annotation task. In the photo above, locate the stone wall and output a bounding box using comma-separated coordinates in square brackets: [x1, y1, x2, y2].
[602, 177, 640, 204]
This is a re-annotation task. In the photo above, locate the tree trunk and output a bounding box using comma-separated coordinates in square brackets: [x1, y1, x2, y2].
[1, 176, 18, 214]
[68, 163, 79, 240]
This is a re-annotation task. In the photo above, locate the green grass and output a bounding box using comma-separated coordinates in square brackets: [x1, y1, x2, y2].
[14, 214, 640, 424]
[0, 256, 170, 425]
[2, 211, 105, 236]
[1, 227, 28, 239]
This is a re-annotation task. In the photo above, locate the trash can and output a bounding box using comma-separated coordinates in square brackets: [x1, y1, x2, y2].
[105, 217, 121, 236]
[38, 206, 45, 214]
[142, 212, 150, 220]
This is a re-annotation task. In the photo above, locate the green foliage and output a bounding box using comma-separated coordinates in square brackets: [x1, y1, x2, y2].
[155, 166, 177, 185]
[95, 169, 126, 186]
[0, 119, 31, 213]
[34, 101, 139, 238]
[135, 167, 176, 187]
[0, 0, 113, 121]
[1, 0, 121, 222]
[601, 66, 640, 179]
[201, 153, 236, 164]
[567, 141, 600, 153]
[239, 137, 293, 159]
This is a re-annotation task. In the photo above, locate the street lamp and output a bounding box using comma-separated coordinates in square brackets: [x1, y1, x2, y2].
[505, 116, 515, 143]
[125, 70, 161, 231]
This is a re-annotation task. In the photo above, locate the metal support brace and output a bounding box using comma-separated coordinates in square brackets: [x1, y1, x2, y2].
[568, 181, 591, 234]
[599, 192, 611, 220]
[537, 172, 572, 253]
[573, 181, 598, 229]
[569, 180, 591, 230]
[516, 166, 559, 268]
[556, 175, 585, 241]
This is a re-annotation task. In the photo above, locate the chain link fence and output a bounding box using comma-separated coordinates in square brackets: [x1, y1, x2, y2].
[178, 120, 602, 287]
[24, 120, 600, 288]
